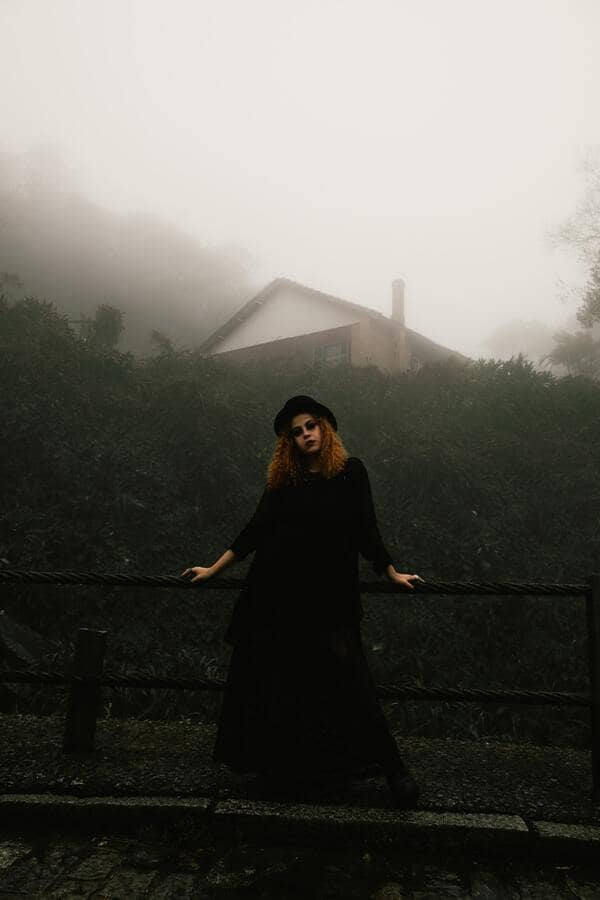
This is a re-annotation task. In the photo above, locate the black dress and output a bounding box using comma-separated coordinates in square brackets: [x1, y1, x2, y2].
[212, 456, 405, 779]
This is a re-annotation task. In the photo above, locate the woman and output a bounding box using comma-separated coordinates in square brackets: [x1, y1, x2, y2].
[182, 395, 423, 807]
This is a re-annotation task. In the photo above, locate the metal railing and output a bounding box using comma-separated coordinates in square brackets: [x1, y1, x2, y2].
[1, 569, 598, 801]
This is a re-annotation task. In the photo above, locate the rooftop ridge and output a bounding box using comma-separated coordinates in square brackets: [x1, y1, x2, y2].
[198, 277, 392, 353]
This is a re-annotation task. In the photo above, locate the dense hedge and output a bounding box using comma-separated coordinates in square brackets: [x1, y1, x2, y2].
[2, 297, 600, 746]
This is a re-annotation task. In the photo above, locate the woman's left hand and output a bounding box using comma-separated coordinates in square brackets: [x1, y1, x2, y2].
[386, 568, 425, 589]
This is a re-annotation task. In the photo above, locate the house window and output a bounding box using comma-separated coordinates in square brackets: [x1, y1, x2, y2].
[314, 341, 349, 367]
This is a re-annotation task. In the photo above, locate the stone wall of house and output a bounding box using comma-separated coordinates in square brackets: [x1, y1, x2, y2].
[351, 316, 410, 373]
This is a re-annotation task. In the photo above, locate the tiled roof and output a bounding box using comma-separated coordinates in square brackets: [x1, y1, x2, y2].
[405, 327, 467, 362]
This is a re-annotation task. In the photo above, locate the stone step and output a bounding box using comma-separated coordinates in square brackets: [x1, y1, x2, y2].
[2, 793, 600, 863]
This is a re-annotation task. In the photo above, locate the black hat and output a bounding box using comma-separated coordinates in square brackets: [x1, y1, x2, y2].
[273, 395, 338, 436]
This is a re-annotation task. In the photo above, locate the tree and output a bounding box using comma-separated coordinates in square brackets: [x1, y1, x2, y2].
[577, 257, 600, 328]
[0, 272, 24, 303]
[149, 329, 176, 355]
[547, 148, 600, 372]
[88, 303, 125, 350]
[0, 294, 73, 344]
[542, 329, 600, 379]
[550, 149, 600, 264]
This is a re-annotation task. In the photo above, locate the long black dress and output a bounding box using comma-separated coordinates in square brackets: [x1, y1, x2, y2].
[212, 456, 405, 779]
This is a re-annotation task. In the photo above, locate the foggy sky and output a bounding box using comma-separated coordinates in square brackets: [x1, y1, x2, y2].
[2, 0, 600, 357]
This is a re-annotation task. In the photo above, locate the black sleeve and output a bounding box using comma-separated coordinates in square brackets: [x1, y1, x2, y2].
[353, 459, 395, 575]
[229, 486, 274, 561]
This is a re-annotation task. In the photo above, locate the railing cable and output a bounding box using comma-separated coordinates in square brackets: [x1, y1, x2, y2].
[0, 568, 590, 596]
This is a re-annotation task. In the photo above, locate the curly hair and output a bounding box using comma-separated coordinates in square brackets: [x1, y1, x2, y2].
[266, 416, 348, 489]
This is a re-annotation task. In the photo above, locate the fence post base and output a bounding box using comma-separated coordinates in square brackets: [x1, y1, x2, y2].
[587, 575, 600, 803]
[63, 627, 107, 755]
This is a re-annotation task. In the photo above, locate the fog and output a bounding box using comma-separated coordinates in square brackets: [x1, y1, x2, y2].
[2, 0, 600, 357]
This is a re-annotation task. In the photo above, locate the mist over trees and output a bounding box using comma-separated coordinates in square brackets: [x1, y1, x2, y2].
[478, 149, 600, 380]
[544, 150, 600, 379]
[482, 319, 557, 367]
[0, 146, 257, 354]
[578, 256, 600, 329]
[551, 150, 600, 267]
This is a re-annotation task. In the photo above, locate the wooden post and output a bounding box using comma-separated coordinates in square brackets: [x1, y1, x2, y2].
[63, 627, 107, 754]
[586, 575, 600, 802]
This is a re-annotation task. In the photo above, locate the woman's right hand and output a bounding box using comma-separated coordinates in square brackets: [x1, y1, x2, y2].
[180, 566, 214, 583]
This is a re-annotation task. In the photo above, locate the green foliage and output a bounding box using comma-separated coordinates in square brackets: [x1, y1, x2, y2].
[0, 272, 24, 303]
[544, 329, 600, 379]
[547, 150, 600, 377]
[149, 329, 176, 355]
[88, 303, 125, 349]
[578, 255, 600, 328]
[2, 298, 600, 746]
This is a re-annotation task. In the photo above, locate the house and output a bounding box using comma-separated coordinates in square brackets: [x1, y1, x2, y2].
[199, 277, 464, 373]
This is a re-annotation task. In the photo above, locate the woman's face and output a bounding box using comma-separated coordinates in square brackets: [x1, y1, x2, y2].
[290, 412, 322, 458]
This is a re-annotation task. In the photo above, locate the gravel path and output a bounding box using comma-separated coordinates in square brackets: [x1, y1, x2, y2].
[1, 714, 597, 824]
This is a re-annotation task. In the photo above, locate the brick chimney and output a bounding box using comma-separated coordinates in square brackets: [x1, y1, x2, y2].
[391, 278, 405, 326]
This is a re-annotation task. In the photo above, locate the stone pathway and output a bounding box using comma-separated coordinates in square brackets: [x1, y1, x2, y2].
[1, 833, 600, 898]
